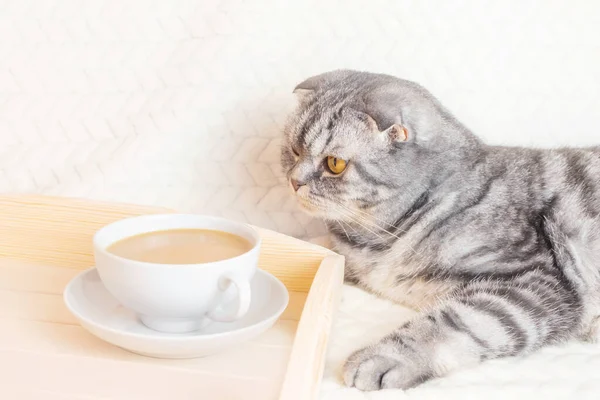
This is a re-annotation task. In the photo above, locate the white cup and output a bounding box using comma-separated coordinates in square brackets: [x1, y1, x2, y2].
[93, 214, 260, 334]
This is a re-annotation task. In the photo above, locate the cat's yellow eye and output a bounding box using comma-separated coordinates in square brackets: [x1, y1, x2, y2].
[326, 156, 347, 174]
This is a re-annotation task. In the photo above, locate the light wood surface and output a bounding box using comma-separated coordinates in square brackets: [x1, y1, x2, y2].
[0, 195, 345, 400]
[279, 255, 345, 400]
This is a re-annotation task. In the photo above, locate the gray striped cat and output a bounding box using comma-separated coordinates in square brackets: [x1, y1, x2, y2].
[280, 70, 600, 391]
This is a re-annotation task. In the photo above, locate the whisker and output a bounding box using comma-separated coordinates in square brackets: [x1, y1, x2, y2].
[345, 203, 396, 228]
[336, 201, 414, 236]
[341, 219, 357, 233]
[332, 205, 385, 240]
[315, 179, 422, 256]
[336, 202, 405, 238]
[337, 221, 350, 240]
[332, 201, 423, 257]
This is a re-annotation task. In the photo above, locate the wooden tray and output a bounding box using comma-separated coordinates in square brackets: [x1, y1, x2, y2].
[0, 195, 344, 400]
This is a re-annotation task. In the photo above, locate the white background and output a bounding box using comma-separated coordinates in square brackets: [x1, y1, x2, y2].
[1, 0, 599, 238]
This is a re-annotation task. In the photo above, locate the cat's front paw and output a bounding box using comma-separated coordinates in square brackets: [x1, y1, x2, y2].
[343, 341, 431, 391]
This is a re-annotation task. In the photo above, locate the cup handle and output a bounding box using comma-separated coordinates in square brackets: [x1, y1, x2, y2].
[207, 274, 251, 323]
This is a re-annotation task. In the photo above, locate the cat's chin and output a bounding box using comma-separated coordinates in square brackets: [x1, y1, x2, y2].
[296, 199, 347, 222]
[295, 196, 332, 218]
[296, 199, 326, 217]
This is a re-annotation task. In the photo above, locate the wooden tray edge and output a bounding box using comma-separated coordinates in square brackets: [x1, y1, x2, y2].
[278, 254, 345, 400]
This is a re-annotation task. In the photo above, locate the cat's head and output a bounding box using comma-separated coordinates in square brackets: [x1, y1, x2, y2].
[281, 70, 475, 222]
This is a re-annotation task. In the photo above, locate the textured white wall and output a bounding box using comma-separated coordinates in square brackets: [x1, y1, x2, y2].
[1, 0, 599, 238]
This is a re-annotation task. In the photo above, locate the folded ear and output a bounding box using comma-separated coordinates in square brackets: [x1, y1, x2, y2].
[292, 77, 319, 105]
[362, 88, 404, 131]
[360, 86, 412, 143]
[293, 70, 356, 104]
[351, 108, 409, 144]
[293, 75, 321, 94]
[292, 86, 315, 104]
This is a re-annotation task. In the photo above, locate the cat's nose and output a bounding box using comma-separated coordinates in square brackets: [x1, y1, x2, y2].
[290, 179, 305, 192]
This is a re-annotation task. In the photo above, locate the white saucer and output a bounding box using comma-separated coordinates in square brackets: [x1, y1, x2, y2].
[64, 268, 289, 359]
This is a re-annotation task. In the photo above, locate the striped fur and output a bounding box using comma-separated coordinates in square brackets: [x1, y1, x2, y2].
[281, 70, 600, 390]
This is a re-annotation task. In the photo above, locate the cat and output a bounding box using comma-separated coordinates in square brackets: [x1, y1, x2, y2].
[280, 70, 600, 391]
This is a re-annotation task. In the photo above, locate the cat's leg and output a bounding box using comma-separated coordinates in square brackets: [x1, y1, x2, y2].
[343, 274, 581, 390]
[582, 316, 600, 342]
[578, 285, 600, 342]
[580, 297, 600, 342]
